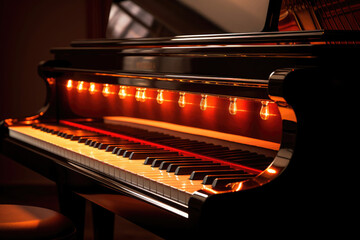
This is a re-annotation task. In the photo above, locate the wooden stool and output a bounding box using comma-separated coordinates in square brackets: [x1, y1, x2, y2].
[0, 204, 76, 239]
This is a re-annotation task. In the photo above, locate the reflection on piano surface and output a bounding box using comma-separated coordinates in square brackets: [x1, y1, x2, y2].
[1, 0, 359, 239]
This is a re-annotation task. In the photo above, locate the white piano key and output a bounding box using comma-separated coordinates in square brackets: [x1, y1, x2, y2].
[9, 126, 201, 205]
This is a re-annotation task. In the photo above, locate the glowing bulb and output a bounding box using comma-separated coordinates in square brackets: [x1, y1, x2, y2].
[135, 88, 141, 101]
[118, 86, 127, 99]
[77, 81, 84, 92]
[89, 82, 96, 94]
[46, 78, 55, 85]
[178, 92, 186, 108]
[229, 97, 237, 115]
[156, 90, 164, 104]
[260, 100, 270, 120]
[200, 94, 207, 111]
[140, 88, 146, 102]
[267, 168, 277, 174]
[66, 79, 73, 89]
[102, 84, 110, 97]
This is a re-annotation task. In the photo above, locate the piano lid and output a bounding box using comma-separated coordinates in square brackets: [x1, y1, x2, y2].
[106, 0, 281, 38]
[105, 0, 360, 39]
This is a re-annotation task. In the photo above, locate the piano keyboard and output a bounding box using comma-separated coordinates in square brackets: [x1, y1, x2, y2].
[8, 122, 272, 206]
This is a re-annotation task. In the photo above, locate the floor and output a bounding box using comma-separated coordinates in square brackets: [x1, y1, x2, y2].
[0, 154, 163, 240]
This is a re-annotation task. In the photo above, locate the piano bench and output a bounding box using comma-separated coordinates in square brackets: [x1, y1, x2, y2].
[0, 204, 76, 240]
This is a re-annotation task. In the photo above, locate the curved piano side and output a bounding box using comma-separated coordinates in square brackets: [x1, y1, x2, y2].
[188, 68, 302, 232]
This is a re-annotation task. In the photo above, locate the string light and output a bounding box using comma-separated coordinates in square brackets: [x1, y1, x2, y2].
[229, 97, 237, 115]
[135, 88, 141, 101]
[260, 100, 270, 120]
[66, 79, 73, 89]
[135, 88, 146, 102]
[77, 81, 84, 92]
[200, 94, 208, 111]
[140, 88, 146, 102]
[102, 84, 110, 97]
[89, 82, 96, 94]
[156, 89, 164, 104]
[118, 86, 127, 99]
[178, 92, 186, 108]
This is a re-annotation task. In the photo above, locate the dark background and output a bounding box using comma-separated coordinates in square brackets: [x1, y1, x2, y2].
[0, 0, 111, 185]
[0, 0, 110, 121]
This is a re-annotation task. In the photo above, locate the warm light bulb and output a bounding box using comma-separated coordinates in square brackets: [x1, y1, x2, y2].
[229, 97, 237, 115]
[102, 84, 110, 97]
[66, 79, 73, 89]
[260, 100, 270, 120]
[140, 88, 146, 102]
[118, 86, 127, 99]
[77, 81, 84, 92]
[89, 82, 96, 94]
[200, 94, 208, 111]
[266, 168, 277, 174]
[178, 92, 186, 108]
[156, 90, 164, 104]
[135, 88, 141, 101]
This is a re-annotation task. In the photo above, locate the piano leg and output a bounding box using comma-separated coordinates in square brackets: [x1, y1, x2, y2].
[92, 203, 115, 240]
[56, 181, 86, 240]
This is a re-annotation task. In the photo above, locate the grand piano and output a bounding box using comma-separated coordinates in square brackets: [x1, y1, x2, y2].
[1, 0, 359, 239]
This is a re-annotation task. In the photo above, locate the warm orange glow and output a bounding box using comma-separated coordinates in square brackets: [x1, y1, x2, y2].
[135, 88, 146, 102]
[233, 181, 243, 191]
[89, 82, 96, 94]
[102, 84, 111, 97]
[135, 88, 141, 101]
[200, 94, 208, 111]
[104, 116, 280, 151]
[61, 119, 262, 174]
[178, 92, 186, 108]
[229, 97, 237, 115]
[141, 88, 146, 102]
[77, 81, 85, 92]
[118, 86, 127, 99]
[66, 79, 73, 89]
[260, 101, 270, 120]
[156, 89, 164, 104]
[46, 77, 55, 85]
[266, 168, 277, 174]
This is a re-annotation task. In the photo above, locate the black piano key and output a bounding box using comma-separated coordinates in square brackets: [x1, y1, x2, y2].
[87, 137, 118, 146]
[189, 169, 246, 180]
[70, 133, 107, 141]
[106, 143, 140, 152]
[62, 130, 97, 139]
[202, 174, 254, 185]
[79, 136, 112, 144]
[167, 162, 220, 173]
[117, 146, 157, 156]
[96, 138, 132, 145]
[43, 126, 70, 134]
[128, 150, 179, 160]
[212, 177, 250, 190]
[31, 124, 42, 129]
[98, 140, 135, 149]
[158, 160, 211, 170]
[144, 156, 195, 165]
[86, 137, 122, 146]
[175, 165, 231, 175]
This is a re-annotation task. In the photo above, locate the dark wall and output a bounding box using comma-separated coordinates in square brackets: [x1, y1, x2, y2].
[0, 0, 89, 185]
[0, 0, 88, 120]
